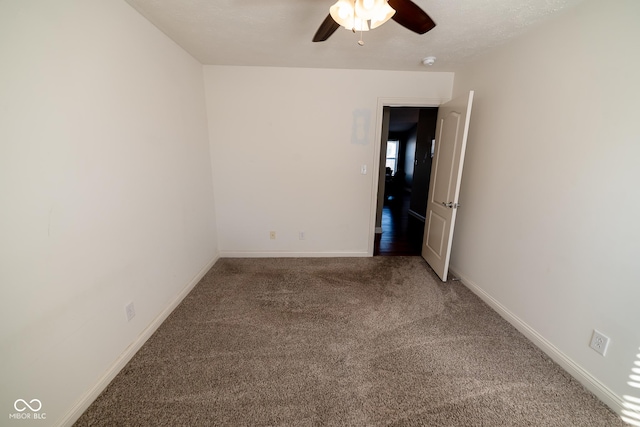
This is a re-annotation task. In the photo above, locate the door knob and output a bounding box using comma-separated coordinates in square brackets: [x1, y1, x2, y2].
[441, 202, 461, 208]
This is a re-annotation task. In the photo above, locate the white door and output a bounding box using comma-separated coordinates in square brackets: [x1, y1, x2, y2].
[422, 91, 474, 281]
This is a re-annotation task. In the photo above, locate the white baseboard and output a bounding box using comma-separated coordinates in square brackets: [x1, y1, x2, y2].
[408, 209, 425, 222]
[448, 266, 624, 416]
[219, 250, 370, 258]
[59, 254, 220, 427]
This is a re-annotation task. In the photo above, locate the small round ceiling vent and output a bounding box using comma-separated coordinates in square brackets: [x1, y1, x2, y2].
[422, 56, 436, 66]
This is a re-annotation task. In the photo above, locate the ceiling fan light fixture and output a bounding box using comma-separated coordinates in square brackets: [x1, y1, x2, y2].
[370, 2, 396, 29]
[330, 0, 356, 29]
[352, 17, 370, 32]
[330, 0, 395, 32]
[354, 0, 384, 21]
[313, 0, 435, 43]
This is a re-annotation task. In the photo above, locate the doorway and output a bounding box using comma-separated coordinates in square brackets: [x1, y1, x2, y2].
[374, 106, 438, 256]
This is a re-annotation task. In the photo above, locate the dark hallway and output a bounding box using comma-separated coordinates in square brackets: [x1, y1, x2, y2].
[374, 191, 425, 256]
[374, 106, 436, 257]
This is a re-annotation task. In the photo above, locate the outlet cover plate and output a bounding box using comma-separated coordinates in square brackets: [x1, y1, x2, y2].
[125, 302, 136, 322]
[589, 329, 609, 356]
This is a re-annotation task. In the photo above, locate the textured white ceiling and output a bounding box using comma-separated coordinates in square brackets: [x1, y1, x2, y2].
[125, 0, 585, 71]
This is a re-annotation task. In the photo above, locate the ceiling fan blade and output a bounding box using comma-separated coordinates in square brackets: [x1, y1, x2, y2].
[313, 14, 340, 42]
[388, 0, 436, 34]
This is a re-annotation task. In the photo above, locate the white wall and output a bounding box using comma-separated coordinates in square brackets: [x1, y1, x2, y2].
[449, 0, 640, 413]
[204, 66, 453, 256]
[0, 1, 218, 425]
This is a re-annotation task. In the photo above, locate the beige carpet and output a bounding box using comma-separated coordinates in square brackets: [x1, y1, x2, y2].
[76, 257, 624, 426]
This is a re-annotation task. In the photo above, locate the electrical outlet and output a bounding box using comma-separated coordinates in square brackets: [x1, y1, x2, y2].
[589, 329, 610, 356]
[270, 231, 276, 240]
[299, 231, 305, 240]
[125, 302, 136, 322]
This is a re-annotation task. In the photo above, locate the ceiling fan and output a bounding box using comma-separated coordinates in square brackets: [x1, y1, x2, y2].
[312, 0, 436, 43]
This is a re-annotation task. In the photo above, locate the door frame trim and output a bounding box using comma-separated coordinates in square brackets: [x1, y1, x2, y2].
[368, 97, 450, 256]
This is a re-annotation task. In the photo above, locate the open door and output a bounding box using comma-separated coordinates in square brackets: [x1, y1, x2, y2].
[422, 91, 474, 281]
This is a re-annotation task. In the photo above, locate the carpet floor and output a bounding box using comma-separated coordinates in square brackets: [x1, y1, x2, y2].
[75, 257, 624, 426]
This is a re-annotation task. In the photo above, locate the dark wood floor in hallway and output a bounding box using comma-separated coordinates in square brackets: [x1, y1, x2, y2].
[374, 192, 425, 256]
